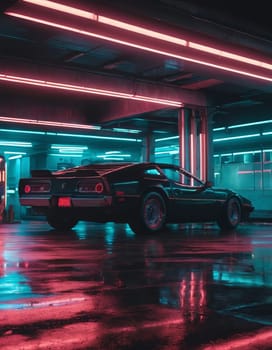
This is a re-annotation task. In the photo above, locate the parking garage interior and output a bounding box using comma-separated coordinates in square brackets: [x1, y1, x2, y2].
[1, 0, 272, 220]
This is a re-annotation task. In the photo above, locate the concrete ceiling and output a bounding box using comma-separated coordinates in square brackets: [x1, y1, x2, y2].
[0, 0, 272, 138]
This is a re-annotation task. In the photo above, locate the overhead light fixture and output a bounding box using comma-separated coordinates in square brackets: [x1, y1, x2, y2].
[0, 128, 45, 135]
[96, 150, 132, 160]
[214, 153, 233, 157]
[0, 116, 101, 130]
[229, 120, 272, 129]
[155, 150, 179, 155]
[262, 131, 272, 136]
[56, 132, 142, 142]
[0, 141, 32, 147]
[105, 151, 121, 154]
[18, 0, 188, 46]
[4, 151, 26, 155]
[0, 127, 142, 142]
[155, 145, 179, 155]
[49, 153, 82, 158]
[0, 73, 182, 107]
[16, 0, 272, 70]
[112, 128, 141, 134]
[213, 133, 260, 142]
[8, 155, 23, 160]
[233, 150, 261, 155]
[155, 135, 179, 142]
[213, 127, 225, 131]
[5, 0, 272, 81]
[188, 43, 272, 71]
[51, 145, 88, 150]
[51, 145, 88, 154]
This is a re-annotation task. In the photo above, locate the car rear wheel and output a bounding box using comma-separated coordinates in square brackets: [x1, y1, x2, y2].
[129, 191, 166, 234]
[47, 209, 78, 230]
[217, 197, 241, 230]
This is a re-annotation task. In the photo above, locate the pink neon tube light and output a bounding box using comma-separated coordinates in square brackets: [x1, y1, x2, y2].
[0, 73, 182, 107]
[199, 132, 206, 181]
[23, 0, 98, 20]
[22, 0, 187, 46]
[0, 116, 100, 130]
[18, 0, 272, 72]
[6, 11, 272, 83]
[190, 130, 195, 180]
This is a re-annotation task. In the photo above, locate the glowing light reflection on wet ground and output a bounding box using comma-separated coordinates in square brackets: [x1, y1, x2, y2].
[0, 221, 272, 349]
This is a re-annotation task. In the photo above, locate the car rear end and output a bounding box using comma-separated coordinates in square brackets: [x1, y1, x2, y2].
[18, 173, 113, 218]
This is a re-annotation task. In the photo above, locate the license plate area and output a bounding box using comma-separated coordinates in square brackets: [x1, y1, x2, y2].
[58, 197, 71, 207]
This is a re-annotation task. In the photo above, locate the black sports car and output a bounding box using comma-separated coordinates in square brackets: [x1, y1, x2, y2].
[18, 162, 254, 233]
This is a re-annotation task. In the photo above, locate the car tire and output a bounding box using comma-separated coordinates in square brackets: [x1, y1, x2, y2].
[129, 191, 166, 234]
[47, 209, 78, 230]
[217, 197, 241, 230]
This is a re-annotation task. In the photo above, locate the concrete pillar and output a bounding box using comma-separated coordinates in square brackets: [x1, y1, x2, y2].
[178, 108, 191, 170]
[178, 107, 209, 181]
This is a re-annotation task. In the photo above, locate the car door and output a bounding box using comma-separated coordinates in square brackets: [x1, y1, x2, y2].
[168, 171, 226, 221]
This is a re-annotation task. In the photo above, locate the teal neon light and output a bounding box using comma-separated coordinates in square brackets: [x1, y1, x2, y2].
[229, 120, 272, 129]
[56, 132, 142, 142]
[0, 128, 45, 135]
[213, 133, 260, 142]
[0, 141, 32, 147]
[0, 128, 142, 142]
[213, 120, 272, 132]
[8, 155, 23, 160]
[213, 127, 225, 131]
[155, 135, 179, 142]
[4, 151, 26, 155]
[49, 153, 82, 158]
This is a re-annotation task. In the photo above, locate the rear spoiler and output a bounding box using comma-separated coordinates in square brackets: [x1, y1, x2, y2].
[31, 169, 100, 177]
[55, 169, 100, 177]
[31, 170, 53, 177]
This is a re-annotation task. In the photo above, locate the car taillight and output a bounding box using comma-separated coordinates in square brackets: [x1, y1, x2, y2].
[78, 181, 104, 193]
[24, 185, 31, 193]
[24, 182, 51, 193]
[95, 182, 104, 193]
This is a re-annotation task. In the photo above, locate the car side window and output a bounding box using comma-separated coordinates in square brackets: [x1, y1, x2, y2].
[162, 168, 180, 182]
[144, 168, 162, 176]
[181, 173, 204, 188]
[162, 167, 203, 188]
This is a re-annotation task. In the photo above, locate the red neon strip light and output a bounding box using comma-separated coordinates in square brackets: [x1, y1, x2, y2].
[179, 110, 186, 170]
[19, 0, 272, 71]
[23, 0, 98, 20]
[0, 73, 182, 107]
[199, 132, 203, 180]
[100, 17, 187, 46]
[199, 132, 207, 181]
[6, 11, 272, 83]
[22, 0, 187, 46]
[189, 42, 272, 70]
[190, 132, 195, 180]
[0, 116, 100, 130]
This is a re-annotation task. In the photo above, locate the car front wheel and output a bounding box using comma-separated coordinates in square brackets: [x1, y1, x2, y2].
[129, 191, 167, 234]
[217, 197, 241, 230]
[47, 209, 78, 230]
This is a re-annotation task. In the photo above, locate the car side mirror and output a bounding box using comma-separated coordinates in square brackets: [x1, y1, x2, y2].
[204, 181, 213, 188]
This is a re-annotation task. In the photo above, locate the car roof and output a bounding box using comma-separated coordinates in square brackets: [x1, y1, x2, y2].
[51, 161, 201, 181]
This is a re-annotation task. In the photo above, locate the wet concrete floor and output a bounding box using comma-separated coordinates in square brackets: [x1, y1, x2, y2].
[1, 220, 272, 349]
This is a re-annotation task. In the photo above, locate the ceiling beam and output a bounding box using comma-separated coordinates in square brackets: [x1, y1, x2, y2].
[0, 56, 207, 124]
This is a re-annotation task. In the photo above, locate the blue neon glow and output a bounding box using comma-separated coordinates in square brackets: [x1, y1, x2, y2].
[155, 135, 179, 142]
[213, 133, 260, 142]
